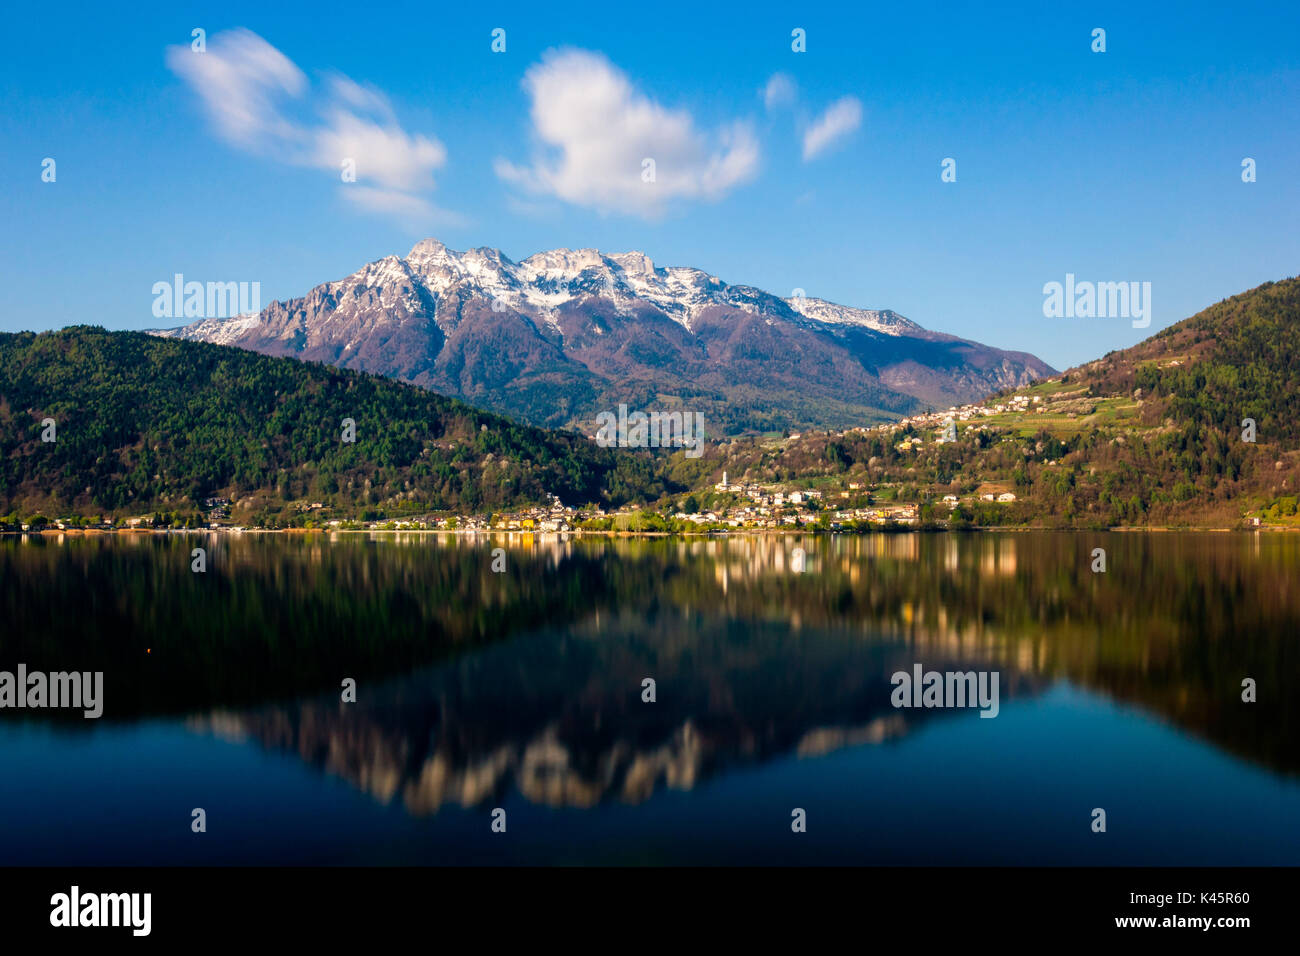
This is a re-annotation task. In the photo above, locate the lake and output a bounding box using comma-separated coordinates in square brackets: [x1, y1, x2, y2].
[1, 531, 1297, 865]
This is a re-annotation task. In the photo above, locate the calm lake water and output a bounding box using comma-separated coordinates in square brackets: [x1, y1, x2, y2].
[1, 531, 1297, 865]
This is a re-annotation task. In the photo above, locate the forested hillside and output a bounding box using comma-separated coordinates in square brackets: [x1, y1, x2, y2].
[679, 277, 1300, 528]
[1091, 277, 1300, 441]
[0, 327, 666, 523]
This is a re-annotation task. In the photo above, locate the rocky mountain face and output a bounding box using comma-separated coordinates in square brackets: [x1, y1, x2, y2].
[153, 239, 1055, 433]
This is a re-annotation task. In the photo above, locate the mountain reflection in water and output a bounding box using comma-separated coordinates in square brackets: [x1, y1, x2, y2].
[3, 531, 1297, 821]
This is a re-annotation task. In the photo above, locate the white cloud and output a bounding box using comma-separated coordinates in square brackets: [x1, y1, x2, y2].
[165, 28, 307, 149]
[166, 29, 449, 223]
[802, 96, 863, 161]
[312, 109, 445, 193]
[324, 74, 398, 123]
[497, 49, 759, 219]
[763, 73, 797, 111]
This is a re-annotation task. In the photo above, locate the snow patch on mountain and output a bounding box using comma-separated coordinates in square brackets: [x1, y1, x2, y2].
[153, 313, 262, 345]
[785, 296, 922, 336]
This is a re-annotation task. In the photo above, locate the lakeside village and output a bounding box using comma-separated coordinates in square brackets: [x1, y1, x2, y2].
[3, 397, 1042, 536]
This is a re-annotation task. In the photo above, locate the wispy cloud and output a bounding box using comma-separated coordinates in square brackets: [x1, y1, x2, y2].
[801, 96, 863, 161]
[166, 29, 450, 223]
[763, 73, 797, 111]
[496, 48, 759, 219]
[164, 28, 306, 148]
[338, 187, 466, 229]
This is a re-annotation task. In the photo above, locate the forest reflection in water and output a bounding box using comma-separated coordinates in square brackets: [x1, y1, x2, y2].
[3, 530, 1294, 819]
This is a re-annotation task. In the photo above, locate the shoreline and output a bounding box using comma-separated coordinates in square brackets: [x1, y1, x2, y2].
[0, 524, 1291, 538]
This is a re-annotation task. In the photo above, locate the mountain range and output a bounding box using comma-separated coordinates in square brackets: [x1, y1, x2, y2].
[152, 239, 1055, 434]
[4, 275, 1297, 527]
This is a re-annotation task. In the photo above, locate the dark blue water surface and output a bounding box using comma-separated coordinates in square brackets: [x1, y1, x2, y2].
[1, 531, 1297, 865]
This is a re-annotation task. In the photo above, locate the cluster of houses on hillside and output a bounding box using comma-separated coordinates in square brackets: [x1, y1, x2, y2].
[897, 394, 1042, 433]
[840, 393, 1044, 442]
[941, 492, 1019, 505]
[203, 497, 231, 519]
[694, 472, 918, 528]
[713, 472, 824, 505]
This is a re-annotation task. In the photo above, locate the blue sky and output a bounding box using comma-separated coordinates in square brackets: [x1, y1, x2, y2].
[2, 0, 1297, 371]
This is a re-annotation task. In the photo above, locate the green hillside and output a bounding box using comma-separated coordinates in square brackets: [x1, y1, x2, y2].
[687, 276, 1300, 528]
[0, 327, 666, 524]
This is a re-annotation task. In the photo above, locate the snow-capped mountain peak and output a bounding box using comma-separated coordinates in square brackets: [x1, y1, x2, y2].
[149, 237, 1055, 434]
